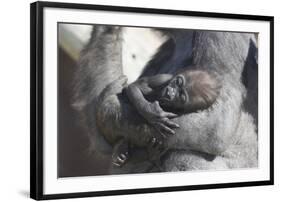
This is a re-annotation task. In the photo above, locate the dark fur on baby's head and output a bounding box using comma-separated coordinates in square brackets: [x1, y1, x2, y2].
[178, 68, 221, 112]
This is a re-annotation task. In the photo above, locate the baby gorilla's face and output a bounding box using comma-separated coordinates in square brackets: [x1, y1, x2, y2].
[159, 74, 190, 111]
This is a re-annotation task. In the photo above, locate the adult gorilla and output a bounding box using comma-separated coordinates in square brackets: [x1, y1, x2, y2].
[72, 26, 258, 174]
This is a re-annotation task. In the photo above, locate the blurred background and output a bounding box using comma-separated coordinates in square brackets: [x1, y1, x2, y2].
[58, 23, 167, 177]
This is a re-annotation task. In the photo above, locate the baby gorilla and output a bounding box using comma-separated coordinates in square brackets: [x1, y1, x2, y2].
[102, 69, 221, 167]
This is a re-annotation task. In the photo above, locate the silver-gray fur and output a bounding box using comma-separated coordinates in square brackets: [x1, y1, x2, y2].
[72, 26, 124, 155]
[73, 25, 258, 174]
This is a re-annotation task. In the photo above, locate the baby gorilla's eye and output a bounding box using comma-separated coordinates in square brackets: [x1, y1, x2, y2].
[176, 77, 183, 86]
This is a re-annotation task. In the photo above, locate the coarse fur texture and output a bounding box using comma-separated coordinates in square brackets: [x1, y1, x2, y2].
[72, 25, 258, 174]
[99, 68, 222, 167]
[72, 26, 124, 154]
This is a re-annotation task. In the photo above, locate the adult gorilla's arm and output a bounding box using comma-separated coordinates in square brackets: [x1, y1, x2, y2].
[138, 31, 258, 171]
[72, 26, 125, 155]
[166, 31, 254, 155]
[140, 31, 254, 155]
[97, 30, 257, 168]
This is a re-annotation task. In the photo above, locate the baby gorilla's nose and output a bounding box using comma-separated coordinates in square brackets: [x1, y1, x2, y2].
[166, 86, 175, 100]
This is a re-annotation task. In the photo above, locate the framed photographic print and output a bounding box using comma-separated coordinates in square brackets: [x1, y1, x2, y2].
[30, 1, 274, 200]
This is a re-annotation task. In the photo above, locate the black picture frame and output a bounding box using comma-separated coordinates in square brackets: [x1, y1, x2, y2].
[30, 1, 274, 200]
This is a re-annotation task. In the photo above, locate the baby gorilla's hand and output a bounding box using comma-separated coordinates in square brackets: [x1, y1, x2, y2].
[112, 139, 129, 167]
[144, 101, 180, 138]
[112, 151, 129, 167]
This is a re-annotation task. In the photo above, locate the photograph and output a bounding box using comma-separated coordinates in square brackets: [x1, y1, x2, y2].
[30, 1, 273, 200]
[58, 23, 259, 177]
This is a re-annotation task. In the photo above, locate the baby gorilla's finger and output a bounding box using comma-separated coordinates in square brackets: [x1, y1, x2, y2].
[155, 128, 168, 139]
[152, 122, 166, 138]
[163, 112, 178, 118]
[163, 119, 180, 129]
[154, 123, 169, 138]
[157, 122, 175, 136]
